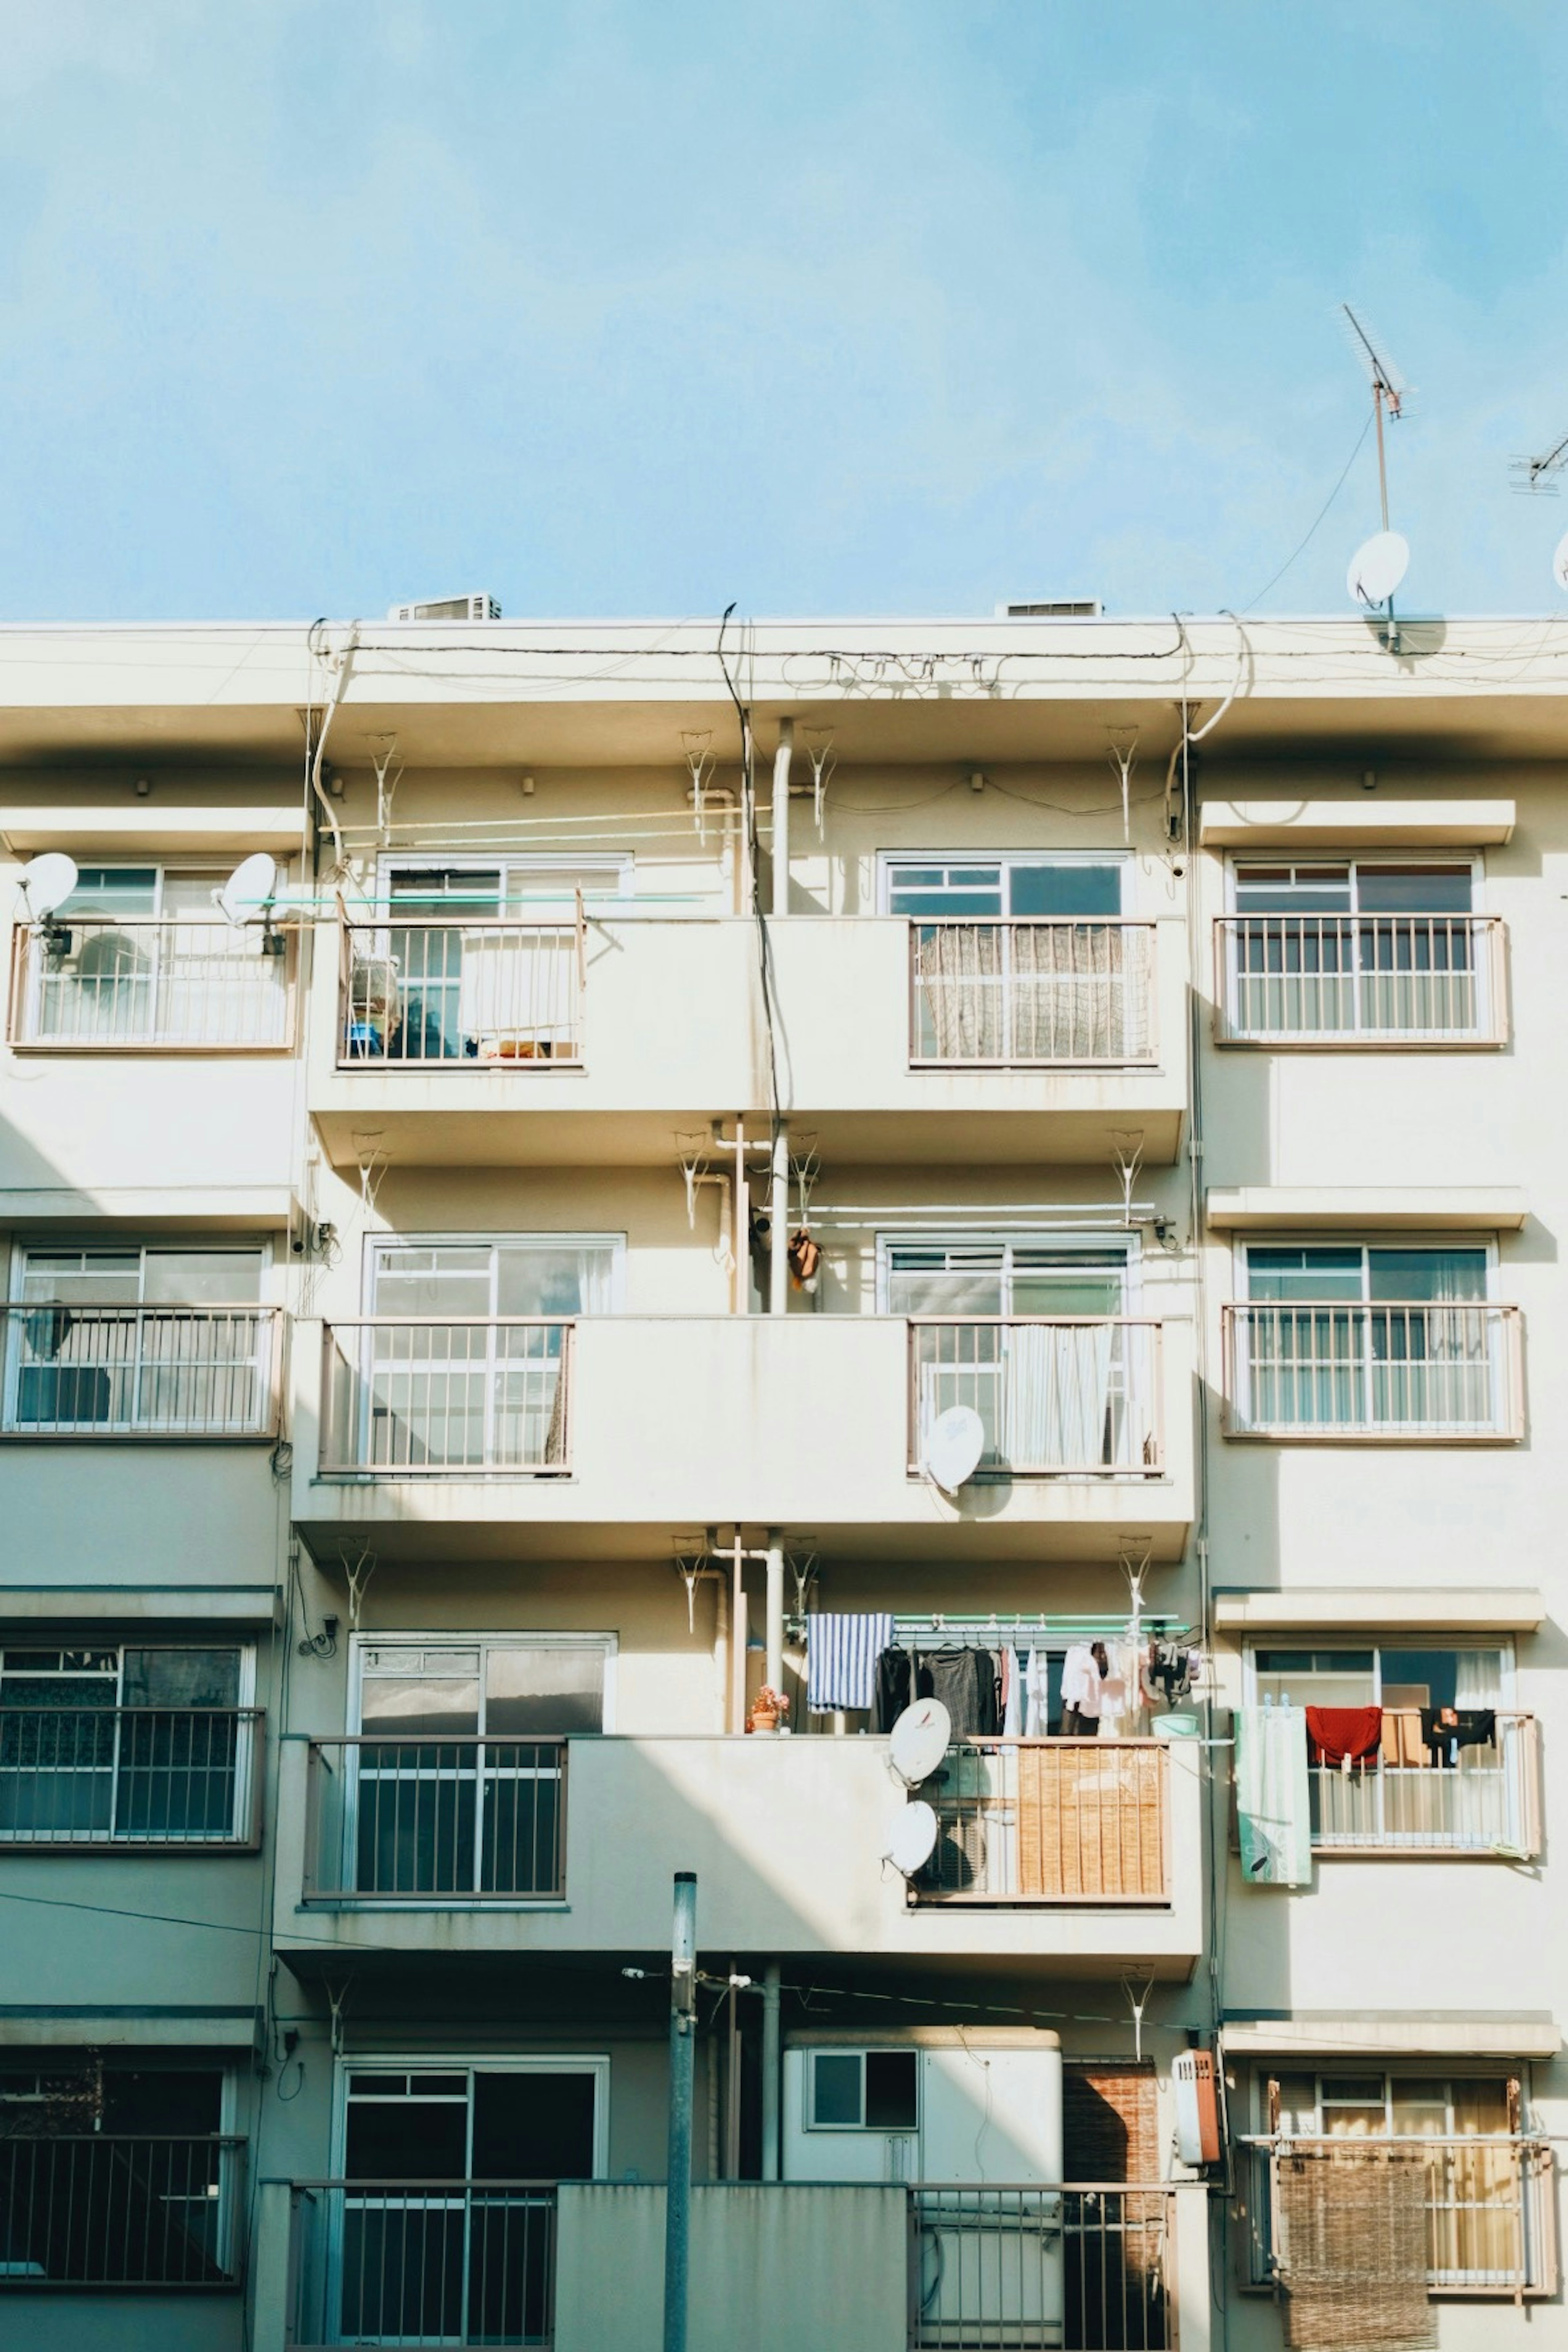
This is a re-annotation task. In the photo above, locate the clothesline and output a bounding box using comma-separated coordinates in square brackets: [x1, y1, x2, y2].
[784, 1612, 1191, 1648]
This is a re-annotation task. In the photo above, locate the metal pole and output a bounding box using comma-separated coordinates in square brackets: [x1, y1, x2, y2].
[1374, 381, 1390, 532]
[731, 1531, 748, 1733]
[764, 1530, 785, 1698]
[769, 1120, 790, 1317]
[664, 1872, 697, 2352]
[771, 717, 793, 918]
[761, 1963, 782, 2181]
[730, 1116, 749, 1314]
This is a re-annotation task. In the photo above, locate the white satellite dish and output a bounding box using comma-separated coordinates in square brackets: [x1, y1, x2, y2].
[924, 1403, 986, 1492]
[1347, 529, 1410, 608]
[888, 1697, 952, 1788]
[1552, 529, 1568, 592]
[14, 851, 78, 923]
[884, 1799, 939, 1878]
[214, 852, 278, 929]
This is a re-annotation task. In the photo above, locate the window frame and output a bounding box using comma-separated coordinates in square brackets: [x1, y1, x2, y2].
[1225, 853, 1485, 916]
[877, 1229, 1140, 1316]
[361, 1233, 626, 1318]
[349, 1632, 618, 1738]
[332, 2054, 611, 2180]
[878, 850, 1132, 919]
[1234, 1237, 1499, 1307]
[374, 853, 634, 911]
[802, 2047, 921, 2134]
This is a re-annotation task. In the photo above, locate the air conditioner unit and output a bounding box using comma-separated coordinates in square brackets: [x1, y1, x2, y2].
[996, 598, 1103, 618]
[385, 593, 502, 623]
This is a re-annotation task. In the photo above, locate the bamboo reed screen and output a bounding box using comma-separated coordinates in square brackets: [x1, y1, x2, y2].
[1016, 1743, 1167, 1899]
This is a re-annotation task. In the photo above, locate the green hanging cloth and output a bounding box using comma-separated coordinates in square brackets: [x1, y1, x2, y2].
[1235, 1704, 1312, 1886]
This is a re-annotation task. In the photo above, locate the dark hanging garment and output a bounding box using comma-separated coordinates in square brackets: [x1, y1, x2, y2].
[1420, 1706, 1497, 1766]
[875, 1648, 911, 1731]
[926, 1646, 1001, 1741]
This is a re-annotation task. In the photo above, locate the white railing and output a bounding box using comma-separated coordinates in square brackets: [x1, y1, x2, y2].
[339, 918, 583, 1066]
[0, 1305, 282, 1437]
[910, 919, 1157, 1065]
[919, 1740, 1170, 1904]
[320, 1319, 572, 1473]
[1245, 2138, 1557, 2298]
[1216, 913, 1506, 1045]
[1223, 1302, 1522, 1440]
[9, 916, 295, 1049]
[909, 2185, 1174, 2350]
[1305, 1711, 1539, 1854]
[908, 1318, 1165, 1475]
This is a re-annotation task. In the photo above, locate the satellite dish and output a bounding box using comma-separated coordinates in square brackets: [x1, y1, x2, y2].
[888, 1698, 953, 1788]
[1552, 530, 1568, 592]
[884, 1799, 939, 1877]
[924, 1404, 986, 1491]
[1347, 530, 1410, 608]
[15, 851, 78, 923]
[214, 852, 278, 929]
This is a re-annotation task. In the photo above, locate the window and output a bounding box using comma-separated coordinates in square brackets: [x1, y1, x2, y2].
[368, 1238, 620, 1320]
[807, 2049, 919, 2131]
[3, 1247, 270, 1435]
[0, 2062, 237, 2285]
[885, 856, 1150, 1065]
[883, 855, 1127, 920]
[1231, 1245, 1511, 1437]
[1222, 860, 1494, 1042]
[384, 858, 633, 915]
[341, 1638, 610, 1897]
[13, 863, 293, 1049]
[334, 2062, 600, 2343]
[889, 1238, 1156, 1474]
[1247, 1643, 1532, 1855]
[0, 1646, 252, 1843]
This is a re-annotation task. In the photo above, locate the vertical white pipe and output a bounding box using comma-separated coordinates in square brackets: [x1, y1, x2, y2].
[771, 717, 793, 918]
[764, 1530, 785, 1696]
[761, 1963, 782, 2181]
[731, 1118, 749, 1315]
[731, 1532, 748, 1733]
[713, 1565, 730, 1735]
[769, 1121, 789, 1318]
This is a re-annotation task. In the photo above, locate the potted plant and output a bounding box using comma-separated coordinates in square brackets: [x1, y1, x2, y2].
[747, 1686, 790, 1735]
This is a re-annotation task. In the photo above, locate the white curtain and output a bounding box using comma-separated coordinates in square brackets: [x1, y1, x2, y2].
[921, 925, 1002, 1058]
[1002, 1322, 1115, 1469]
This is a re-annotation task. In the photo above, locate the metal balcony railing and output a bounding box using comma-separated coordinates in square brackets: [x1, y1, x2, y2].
[1222, 1302, 1522, 1441]
[339, 919, 583, 1067]
[909, 2185, 1174, 2350]
[1306, 1711, 1539, 1855]
[0, 1707, 262, 1848]
[1215, 913, 1506, 1045]
[319, 1320, 572, 1474]
[8, 915, 295, 1049]
[303, 1737, 567, 1902]
[916, 1741, 1170, 1905]
[0, 2134, 245, 2288]
[909, 920, 1158, 1066]
[0, 1304, 283, 1438]
[287, 2179, 557, 2346]
[908, 1319, 1165, 1476]
[1243, 2137, 1557, 2298]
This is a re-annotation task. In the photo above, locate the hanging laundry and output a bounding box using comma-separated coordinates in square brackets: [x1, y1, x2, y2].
[1141, 1639, 1195, 1708]
[806, 1613, 893, 1713]
[1097, 1637, 1143, 1738]
[1060, 1642, 1107, 1737]
[1023, 1649, 1051, 1738]
[925, 1646, 1002, 1741]
[1305, 1705, 1383, 1768]
[1419, 1706, 1497, 1766]
[1235, 1706, 1313, 1886]
[1001, 1644, 1023, 1739]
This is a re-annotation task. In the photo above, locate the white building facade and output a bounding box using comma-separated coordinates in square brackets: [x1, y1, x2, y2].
[0, 611, 1560, 2352]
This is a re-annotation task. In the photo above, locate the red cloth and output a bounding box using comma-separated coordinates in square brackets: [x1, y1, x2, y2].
[1305, 1704, 1383, 1766]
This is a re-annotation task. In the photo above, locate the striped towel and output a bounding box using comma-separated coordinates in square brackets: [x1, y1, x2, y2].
[807, 1613, 894, 1713]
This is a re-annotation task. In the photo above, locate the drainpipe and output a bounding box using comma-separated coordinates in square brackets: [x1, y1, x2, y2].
[771, 718, 793, 917]
[663, 1873, 697, 2352]
[764, 1529, 785, 1696]
[768, 1121, 790, 1317]
[761, 1963, 782, 2181]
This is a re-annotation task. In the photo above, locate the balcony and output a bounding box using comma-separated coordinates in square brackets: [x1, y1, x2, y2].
[1243, 2137, 1556, 2298]
[303, 1736, 565, 1900]
[1215, 913, 1507, 1047]
[284, 2179, 1179, 2351]
[309, 915, 1187, 1169]
[920, 1740, 1170, 1903]
[1305, 1712, 1539, 1856]
[286, 1733, 1202, 1972]
[298, 1314, 1194, 1559]
[0, 2134, 245, 2288]
[0, 1706, 263, 1849]
[0, 1304, 283, 1439]
[8, 915, 296, 1050]
[1221, 1302, 1522, 1443]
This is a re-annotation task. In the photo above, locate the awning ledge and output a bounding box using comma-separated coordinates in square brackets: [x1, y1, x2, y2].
[1222, 2013, 1560, 2062]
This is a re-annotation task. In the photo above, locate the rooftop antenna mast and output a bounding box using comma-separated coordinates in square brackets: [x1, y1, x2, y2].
[1341, 304, 1404, 532]
[1511, 427, 1568, 496]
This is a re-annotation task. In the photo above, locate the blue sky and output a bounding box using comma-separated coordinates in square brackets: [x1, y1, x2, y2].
[2, 2, 1566, 621]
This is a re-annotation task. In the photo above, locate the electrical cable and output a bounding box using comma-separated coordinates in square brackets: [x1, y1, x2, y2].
[1238, 414, 1374, 615]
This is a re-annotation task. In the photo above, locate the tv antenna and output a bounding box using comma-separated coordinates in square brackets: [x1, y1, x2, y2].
[1340, 307, 1410, 618]
[1341, 305, 1405, 531]
[1511, 428, 1568, 496]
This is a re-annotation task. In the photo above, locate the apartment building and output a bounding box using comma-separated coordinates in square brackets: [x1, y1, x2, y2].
[0, 612, 1559, 2352]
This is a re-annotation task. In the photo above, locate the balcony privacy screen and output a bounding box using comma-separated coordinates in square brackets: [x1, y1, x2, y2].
[1276, 2146, 1434, 2352]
